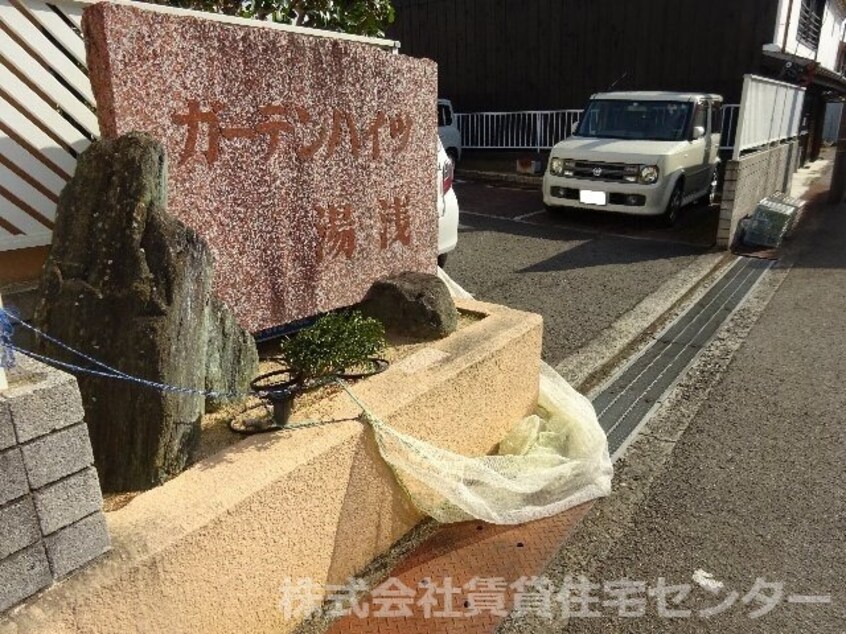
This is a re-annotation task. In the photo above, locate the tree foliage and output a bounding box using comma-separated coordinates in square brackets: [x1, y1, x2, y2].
[280, 311, 386, 380]
[142, 0, 395, 37]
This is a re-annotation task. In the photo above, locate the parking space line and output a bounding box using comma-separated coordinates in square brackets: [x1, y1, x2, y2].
[460, 210, 712, 248]
[513, 209, 547, 221]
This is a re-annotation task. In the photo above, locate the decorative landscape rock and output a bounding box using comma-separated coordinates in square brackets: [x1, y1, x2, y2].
[204, 296, 260, 413]
[34, 133, 258, 492]
[359, 272, 458, 340]
[83, 1, 439, 334]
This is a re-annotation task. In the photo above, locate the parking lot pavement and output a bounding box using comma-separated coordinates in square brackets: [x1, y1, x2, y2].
[443, 182, 711, 367]
[454, 181, 720, 247]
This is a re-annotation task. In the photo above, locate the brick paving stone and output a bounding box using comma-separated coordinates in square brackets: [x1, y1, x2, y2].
[326, 503, 592, 634]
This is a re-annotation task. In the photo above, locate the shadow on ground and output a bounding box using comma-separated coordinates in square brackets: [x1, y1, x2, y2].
[455, 181, 720, 248]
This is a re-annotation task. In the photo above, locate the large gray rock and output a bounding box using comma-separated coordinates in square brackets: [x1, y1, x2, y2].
[34, 133, 257, 492]
[204, 296, 259, 413]
[359, 272, 458, 340]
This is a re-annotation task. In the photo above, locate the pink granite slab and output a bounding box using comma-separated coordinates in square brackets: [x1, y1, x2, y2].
[82, 2, 438, 333]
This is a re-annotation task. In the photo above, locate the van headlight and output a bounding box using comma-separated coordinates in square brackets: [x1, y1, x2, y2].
[549, 158, 575, 176]
[640, 165, 659, 184]
[550, 157, 564, 176]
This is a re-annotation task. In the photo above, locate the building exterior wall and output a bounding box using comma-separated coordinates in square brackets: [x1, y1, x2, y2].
[775, 0, 846, 73]
[390, 0, 780, 112]
[717, 140, 800, 247]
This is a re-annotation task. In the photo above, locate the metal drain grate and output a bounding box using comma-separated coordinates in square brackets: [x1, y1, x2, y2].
[592, 257, 771, 459]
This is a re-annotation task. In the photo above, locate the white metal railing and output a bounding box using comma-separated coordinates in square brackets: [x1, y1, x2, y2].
[0, 0, 98, 252]
[719, 104, 740, 152]
[455, 110, 583, 152]
[732, 74, 805, 159]
[457, 105, 741, 153]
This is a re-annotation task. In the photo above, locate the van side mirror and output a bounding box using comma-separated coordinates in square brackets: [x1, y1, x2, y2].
[692, 126, 706, 140]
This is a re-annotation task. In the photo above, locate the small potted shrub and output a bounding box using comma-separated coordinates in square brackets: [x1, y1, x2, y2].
[250, 310, 387, 427]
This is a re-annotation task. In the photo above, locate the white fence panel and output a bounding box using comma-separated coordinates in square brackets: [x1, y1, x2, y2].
[0, 0, 94, 103]
[733, 74, 805, 159]
[0, 0, 98, 252]
[18, 0, 88, 65]
[458, 105, 741, 153]
[455, 110, 583, 151]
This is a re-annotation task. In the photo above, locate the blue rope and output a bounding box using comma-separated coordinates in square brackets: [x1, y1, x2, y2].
[0, 306, 15, 370]
[0, 307, 245, 400]
[3, 307, 134, 378]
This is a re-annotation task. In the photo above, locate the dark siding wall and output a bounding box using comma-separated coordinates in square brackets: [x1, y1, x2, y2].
[389, 0, 780, 111]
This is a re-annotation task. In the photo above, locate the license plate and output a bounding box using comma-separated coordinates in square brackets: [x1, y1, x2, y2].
[579, 190, 607, 206]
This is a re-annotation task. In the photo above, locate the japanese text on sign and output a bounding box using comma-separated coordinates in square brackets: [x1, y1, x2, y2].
[171, 100, 414, 165]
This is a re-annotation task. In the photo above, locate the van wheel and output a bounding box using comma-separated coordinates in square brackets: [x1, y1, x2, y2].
[437, 253, 448, 268]
[662, 182, 683, 227]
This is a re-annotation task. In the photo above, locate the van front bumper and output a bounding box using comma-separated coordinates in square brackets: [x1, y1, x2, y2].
[542, 175, 671, 216]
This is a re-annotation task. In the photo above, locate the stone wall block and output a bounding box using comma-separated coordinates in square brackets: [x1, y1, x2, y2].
[43, 512, 111, 579]
[0, 497, 41, 560]
[21, 422, 94, 490]
[5, 365, 84, 443]
[0, 399, 15, 451]
[0, 447, 28, 506]
[0, 544, 51, 613]
[33, 467, 103, 536]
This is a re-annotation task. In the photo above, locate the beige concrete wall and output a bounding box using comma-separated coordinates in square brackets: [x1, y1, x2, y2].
[717, 140, 800, 247]
[0, 298, 542, 634]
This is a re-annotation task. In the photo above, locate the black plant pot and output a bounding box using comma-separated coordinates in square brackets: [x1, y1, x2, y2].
[247, 359, 389, 431]
[250, 369, 300, 428]
[267, 390, 295, 427]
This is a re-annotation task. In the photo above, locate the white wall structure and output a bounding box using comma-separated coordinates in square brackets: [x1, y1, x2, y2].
[0, 0, 97, 253]
[773, 0, 846, 73]
[733, 75, 806, 159]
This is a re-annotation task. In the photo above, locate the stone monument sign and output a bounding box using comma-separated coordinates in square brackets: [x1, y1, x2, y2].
[83, 2, 438, 333]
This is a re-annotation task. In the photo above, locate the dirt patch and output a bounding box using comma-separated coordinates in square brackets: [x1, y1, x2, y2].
[195, 311, 481, 461]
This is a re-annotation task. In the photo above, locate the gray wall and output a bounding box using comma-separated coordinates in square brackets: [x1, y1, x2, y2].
[823, 102, 843, 144]
[0, 356, 109, 613]
[717, 140, 800, 247]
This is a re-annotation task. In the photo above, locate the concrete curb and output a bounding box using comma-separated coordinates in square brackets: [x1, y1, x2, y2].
[456, 169, 543, 189]
[555, 250, 733, 395]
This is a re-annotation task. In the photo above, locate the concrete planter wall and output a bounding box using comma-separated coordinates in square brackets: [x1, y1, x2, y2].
[1, 298, 543, 633]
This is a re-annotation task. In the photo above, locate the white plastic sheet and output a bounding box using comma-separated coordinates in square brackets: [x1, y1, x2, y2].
[355, 270, 613, 525]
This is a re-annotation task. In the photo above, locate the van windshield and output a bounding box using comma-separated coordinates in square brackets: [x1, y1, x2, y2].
[576, 100, 693, 141]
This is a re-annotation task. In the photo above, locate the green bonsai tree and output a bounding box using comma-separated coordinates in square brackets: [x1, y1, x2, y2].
[281, 310, 386, 381]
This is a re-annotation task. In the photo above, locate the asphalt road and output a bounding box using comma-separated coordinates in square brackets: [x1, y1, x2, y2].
[500, 187, 846, 633]
[441, 181, 715, 365]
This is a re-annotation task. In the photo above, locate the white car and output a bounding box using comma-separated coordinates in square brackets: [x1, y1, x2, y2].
[437, 139, 459, 266]
[438, 98, 462, 164]
[543, 91, 723, 225]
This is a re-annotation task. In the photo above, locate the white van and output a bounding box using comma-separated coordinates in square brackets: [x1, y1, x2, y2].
[543, 92, 723, 225]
